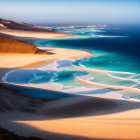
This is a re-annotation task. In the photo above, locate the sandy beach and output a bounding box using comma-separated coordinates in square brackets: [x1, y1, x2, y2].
[1, 21, 140, 140]
[0, 47, 92, 81]
[0, 28, 72, 39]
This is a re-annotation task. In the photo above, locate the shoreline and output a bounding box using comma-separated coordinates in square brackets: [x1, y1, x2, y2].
[1, 29, 140, 140]
[1, 35, 140, 101]
[0, 46, 93, 81]
[2, 56, 140, 102]
[75, 66, 140, 94]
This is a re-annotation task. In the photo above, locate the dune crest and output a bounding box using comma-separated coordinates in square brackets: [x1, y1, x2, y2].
[0, 18, 72, 39]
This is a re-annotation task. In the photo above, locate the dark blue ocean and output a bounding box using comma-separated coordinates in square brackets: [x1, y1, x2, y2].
[38, 25, 140, 74]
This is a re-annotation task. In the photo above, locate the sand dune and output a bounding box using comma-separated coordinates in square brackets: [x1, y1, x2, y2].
[0, 36, 44, 54]
[0, 83, 47, 112]
[0, 18, 53, 32]
[20, 108, 140, 140]
[0, 18, 72, 39]
[0, 91, 140, 140]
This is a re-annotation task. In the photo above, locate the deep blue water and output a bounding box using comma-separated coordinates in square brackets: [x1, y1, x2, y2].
[36, 25, 140, 73]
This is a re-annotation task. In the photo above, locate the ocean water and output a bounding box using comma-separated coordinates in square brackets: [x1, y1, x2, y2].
[3, 24, 140, 100]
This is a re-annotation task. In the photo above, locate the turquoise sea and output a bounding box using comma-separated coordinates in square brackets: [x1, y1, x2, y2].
[3, 25, 140, 100]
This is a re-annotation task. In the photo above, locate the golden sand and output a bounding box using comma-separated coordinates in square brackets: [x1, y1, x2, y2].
[15, 99, 140, 140]
[0, 29, 71, 39]
[0, 47, 92, 68]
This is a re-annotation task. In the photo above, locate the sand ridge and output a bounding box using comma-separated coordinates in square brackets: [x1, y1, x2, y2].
[0, 29, 72, 39]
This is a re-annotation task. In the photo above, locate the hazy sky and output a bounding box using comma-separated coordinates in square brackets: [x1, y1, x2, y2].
[0, 0, 140, 25]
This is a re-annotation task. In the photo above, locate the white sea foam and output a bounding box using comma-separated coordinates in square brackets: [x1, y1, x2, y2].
[2, 69, 17, 82]
[31, 82, 64, 91]
[56, 58, 75, 68]
[38, 61, 58, 71]
[107, 73, 140, 84]
[77, 75, 94, 81]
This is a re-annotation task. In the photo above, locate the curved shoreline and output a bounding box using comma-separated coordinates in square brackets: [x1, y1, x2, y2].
[75, 66, 140, 94]
[76, 77, 140, 94]
[3, 57, 140, 101]
[0, 47, 93, 81]
[1, 28, 140, 140]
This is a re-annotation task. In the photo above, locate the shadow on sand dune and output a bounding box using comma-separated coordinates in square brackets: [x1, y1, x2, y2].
[1, 80, 140, 119]
[0, 112, 117, 140]
[1, 75, 140, 139]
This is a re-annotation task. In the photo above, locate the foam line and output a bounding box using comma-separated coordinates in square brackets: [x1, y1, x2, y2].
[76, 77, 140, 94]
[75, 66, 135, 75]
[74, 66, 107, 74]
[75, 66, 140, 85]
